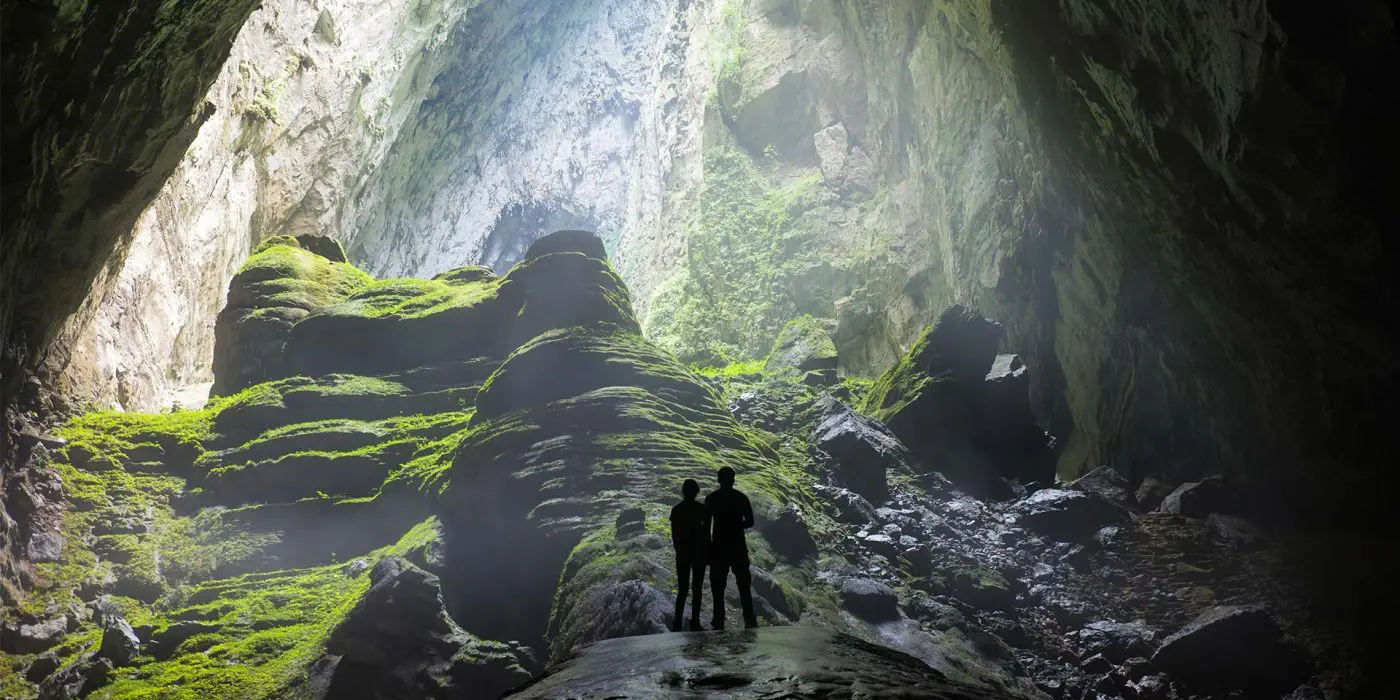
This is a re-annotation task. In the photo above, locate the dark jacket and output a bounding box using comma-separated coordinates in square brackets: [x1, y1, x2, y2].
[670, 499, 709, 558]
[704, 486, 753, 557]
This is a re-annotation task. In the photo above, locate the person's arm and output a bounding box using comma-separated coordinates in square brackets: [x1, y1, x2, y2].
[741, 494, 755, 529]
[669, 508, 681, 549]
[701, 503, 712, 546]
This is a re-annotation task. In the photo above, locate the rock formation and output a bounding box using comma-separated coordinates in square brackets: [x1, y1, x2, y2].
[3, 0, 1397, 697]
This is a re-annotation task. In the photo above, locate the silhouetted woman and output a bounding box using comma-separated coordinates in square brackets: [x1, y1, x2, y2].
[669, 478, 709, 631]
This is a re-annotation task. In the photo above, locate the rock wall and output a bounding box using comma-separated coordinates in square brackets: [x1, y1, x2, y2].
[42, 0, 479, 412]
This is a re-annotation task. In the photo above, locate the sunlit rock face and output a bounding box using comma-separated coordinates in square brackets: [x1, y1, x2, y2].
[42, 0, 476, 412]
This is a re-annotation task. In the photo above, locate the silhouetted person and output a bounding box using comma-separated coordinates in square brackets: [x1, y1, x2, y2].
[669, 478, 708, 631]
[705, 466, 757, 629]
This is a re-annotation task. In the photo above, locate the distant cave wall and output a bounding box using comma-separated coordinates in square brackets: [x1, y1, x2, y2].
[343, 0, 684, 279]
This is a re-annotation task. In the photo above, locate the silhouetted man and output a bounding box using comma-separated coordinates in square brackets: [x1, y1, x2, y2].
[669, 478, 708, 631]
[705, 466, 757, 629]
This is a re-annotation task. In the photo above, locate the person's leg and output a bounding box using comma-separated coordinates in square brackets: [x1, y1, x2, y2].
[688, 560, 705, 628]
[709, 559, 730, 629]
[734, 556, 757, 628]
[674, 556, 690, 631]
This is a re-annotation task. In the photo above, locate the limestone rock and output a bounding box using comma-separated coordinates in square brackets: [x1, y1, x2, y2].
[2, 616, 68, 654]
[1152, 606, 1307, 695]
[211, 238, 370, 394]
[37, 654, 113, 700]
[864, 308, 1054, 495]
[1157, 476, 1228, 517]
[507, 626, 1009, 699]
[1012, 489, 1131, 542]
[811, 396, 905, 503]
[755, 505, 817, 565]
[98, 617, 140, 667]
[1134, 477, 1175, 511]
[324, 556, 531, 699]
[837, 577, 899, 623]
[521, 229, 608, 262]
[1069, 466, 1134, 509]
[1076, 620, 1155, 662]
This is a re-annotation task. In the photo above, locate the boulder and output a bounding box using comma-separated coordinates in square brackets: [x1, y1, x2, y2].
[1069, 466, 1134, 509]
[1157, 476, 1228, 517]
[811, 397, 906, 503]
[975, 354, 1057, 487]
[2, 616, 68, 654]
[863, 308, 1054, 495]
[614, 507, 646, 540]
[98, 617, 140, 667]
[750, 567, 796, 621]
[1134, 476, 1175, 511]
[37, 655, 112, 700]
[837, 577, 900, 623]
[324, 556, 531, 698]
[1012, 489, 1131, 541]
[1206, 513, 1266, 550]
[1152, 606, 1308, 695]
[1077, 620, 1155, 662]
[755, 505, 818, 564]
[28, 531, 64, 562]
[550, 579, 674, 652]
[521, 229, 607, 262]
[765, 315, 838, 374]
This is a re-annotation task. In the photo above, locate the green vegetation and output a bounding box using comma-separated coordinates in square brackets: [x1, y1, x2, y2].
[233, 241, 371, 313]
[644, 144, 825, 364]
[861, 324, 936, 422]
[325, 276, 499, 321]
[94, 520, 442, 699]
[713, 0, 751, 111]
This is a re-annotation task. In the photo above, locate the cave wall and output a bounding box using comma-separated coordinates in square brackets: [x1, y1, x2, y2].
[6, 0, 1397, 533]
[40, 0, 481, 412]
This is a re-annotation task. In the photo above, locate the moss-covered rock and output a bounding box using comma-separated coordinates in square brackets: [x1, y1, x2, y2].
[863, 306, 1054, 496]
[212, 238, 372, 395]
[765, 315, 838, 375]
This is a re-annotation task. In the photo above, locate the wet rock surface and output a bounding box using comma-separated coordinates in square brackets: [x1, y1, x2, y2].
[507, 627, 1009, 699]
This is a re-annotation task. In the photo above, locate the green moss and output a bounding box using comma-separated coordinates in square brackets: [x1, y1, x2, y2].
[695, 358, 766, 379]
[324, 276, 499, 321]
[232, 243, 371, 313]
[95, 520, 443, 699]
[643, 143, 824, 363]
[861, 325, 937, 423]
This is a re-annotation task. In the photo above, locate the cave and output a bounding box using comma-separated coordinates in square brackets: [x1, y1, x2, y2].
[1, 0, 1396, 698]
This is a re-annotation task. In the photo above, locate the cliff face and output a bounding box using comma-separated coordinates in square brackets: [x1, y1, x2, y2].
[42, 0, 481, 413]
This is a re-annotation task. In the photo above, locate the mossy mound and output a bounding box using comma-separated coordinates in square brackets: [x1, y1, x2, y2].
[212, 237, 372, 395]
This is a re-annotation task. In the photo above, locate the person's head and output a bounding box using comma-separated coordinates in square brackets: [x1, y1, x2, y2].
[716, 466, 736, 488]
[681, 478, 700, 500]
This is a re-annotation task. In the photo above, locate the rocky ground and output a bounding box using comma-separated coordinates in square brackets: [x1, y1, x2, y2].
[0, 232, 1374, 699]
